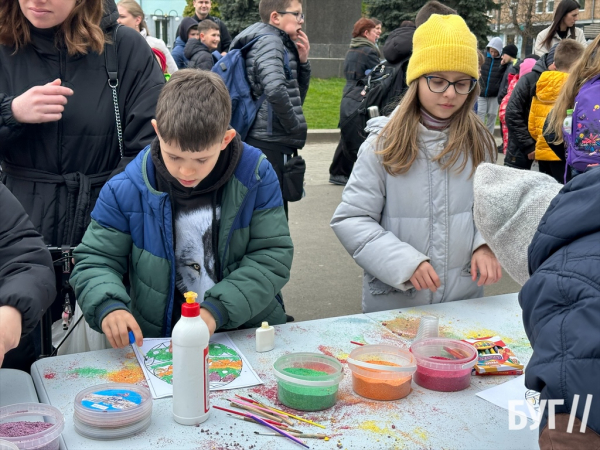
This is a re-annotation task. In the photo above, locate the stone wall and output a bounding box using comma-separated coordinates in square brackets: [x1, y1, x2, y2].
[304, 0, 362, 78]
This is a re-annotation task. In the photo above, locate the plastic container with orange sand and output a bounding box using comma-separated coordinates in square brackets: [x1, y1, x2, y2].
[410, 338, 478, 392]
[346, 345, 417, 401]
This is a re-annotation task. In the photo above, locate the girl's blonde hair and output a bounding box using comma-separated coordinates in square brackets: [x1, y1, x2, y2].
[0, 0, 105, 55]
[549, 33, 600, 143]
[376, 79, 496, 176]
[117, 0, 150, 35]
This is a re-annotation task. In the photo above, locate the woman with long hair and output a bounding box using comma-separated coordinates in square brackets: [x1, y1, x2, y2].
[0, 0, 164, 370]
[329, 18, 381, 185]
[117, 0, 178, 74]
[331, 15, 501, 313]
[534, 0, 586, 56]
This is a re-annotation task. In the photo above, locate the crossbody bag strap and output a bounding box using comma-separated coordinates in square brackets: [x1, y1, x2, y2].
[104, 24, 123, 158]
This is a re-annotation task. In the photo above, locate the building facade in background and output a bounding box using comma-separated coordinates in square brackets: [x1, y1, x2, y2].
[490, 0, 599, 55]
[136, 0, 187, 49]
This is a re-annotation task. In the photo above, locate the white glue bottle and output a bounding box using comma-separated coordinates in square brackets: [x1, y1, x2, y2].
[255, 321, 275, 352]
[172, 291, 210, 425]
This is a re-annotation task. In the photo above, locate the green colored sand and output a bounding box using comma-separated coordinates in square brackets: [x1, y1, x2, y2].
[278, 367, 338, 411]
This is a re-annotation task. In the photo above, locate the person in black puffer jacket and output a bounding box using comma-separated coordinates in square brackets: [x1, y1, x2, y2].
[184, 19, 220, 71]
[522, 168, 600, 448]
[504, 48, 555, 170]
[0, 183, 56, 370]
[478, 37, 508, 135]
[230, 6, 311, 216]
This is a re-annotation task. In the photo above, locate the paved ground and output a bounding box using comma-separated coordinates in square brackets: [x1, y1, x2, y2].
[283, 141, 521, 323]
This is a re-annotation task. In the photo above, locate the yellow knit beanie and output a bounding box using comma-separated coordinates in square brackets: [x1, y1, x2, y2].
[406, 14, 479, 85]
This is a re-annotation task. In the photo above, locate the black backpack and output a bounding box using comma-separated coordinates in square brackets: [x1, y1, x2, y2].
[339, 57, 409, 161]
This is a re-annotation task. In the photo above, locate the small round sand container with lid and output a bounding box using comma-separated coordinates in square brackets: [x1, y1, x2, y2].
[410, 338, 478, 392]
[347, 345, 416, 400]
[73, 383, 153, 440]
[273, 353, 343, 411]
[0, 403, 64, 450]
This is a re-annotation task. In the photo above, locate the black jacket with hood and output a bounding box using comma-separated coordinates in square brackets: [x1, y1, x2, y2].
[504, 54, 551, 169]
[184, 40, 216, 71]
[498, 58, 521, 105]
[480, 54, 508, 98]
[0, 0, 165, 247]
[382, 25, 415, 64]
[230, 23, 311, 150]
[193, 14, 232, 53]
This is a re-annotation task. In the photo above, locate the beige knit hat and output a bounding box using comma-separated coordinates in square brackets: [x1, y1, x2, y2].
[473, 164, 562, 286]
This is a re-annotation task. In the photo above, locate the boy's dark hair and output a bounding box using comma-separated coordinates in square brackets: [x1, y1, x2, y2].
[198, 19, 220, 35]
[259, 0, 303, 23]
[155, 69, 231, 152]
[415, 1, 457, 27]
[401, 20, 416, 27]
[553, 39, 585, 71]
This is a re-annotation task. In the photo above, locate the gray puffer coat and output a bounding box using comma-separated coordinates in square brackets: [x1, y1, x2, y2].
[230, 23, 310, 149]
[331, 115, 486, 313]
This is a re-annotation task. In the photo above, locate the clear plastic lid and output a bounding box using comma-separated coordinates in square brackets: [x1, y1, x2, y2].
[73, 383, 152, 429]
[347, 345, 416, 373]
[0, 439, 19, 450]
[0, 403, 64, 450]
[273, 353, 343, 387]
[410, 338, 477, 371]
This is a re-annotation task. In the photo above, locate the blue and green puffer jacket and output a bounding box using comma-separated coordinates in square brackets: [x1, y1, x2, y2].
[70, 141, 293, 337]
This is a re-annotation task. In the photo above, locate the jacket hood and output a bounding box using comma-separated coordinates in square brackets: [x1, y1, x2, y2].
[487, 37, 503, 55]
[184, 39, 209, 59]
[101, 0, 119, 31]
[173, 36, 185, 49]
[535, 70, 568, 102]
[528, 167, 600, 274]
[519, 58, 537, 77]
[230, 22, 291, 50]
[382, 25, 415, 64]
[179, 17, 198, 43]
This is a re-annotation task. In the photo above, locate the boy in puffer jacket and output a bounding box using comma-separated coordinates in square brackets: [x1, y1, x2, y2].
[528, 39, 584, 183]
[70, 70, 293, 349]
[474, 162, 600, 450]
[478, 37, 508, 135]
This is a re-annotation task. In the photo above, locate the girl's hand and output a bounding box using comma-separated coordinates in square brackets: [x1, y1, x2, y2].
[101, 310, 143, 349]
[200, 308, 217, 336]
[471, 245, 502, 286]
[11, 79, 73, 124]
[410, 262, 441, 292]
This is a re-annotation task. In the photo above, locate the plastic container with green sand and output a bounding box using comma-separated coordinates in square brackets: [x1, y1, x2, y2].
[273, 353, 343, 411]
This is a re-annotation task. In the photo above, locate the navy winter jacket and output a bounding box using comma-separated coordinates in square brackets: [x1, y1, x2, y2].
[172, 36, 188, 69]
[520, 167, 600, 434]
[480, 55, 507, 98]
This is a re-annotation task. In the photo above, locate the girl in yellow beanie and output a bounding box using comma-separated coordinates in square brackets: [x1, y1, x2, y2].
[331, 14, 502, 313]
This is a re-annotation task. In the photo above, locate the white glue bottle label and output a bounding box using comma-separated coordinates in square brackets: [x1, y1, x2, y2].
[255, 321, 275, 352]
[172, 291, 210, 425]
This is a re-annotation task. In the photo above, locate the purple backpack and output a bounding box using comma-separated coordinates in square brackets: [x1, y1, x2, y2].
[566, 75, 600, 172]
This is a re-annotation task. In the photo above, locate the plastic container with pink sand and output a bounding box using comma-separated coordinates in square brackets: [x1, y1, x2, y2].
[0, 403, 64, 450]
[410, 338, 477, 392]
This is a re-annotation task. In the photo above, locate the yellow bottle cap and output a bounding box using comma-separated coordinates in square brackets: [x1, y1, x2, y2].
[183, 291, 198, 304]
[261, 322, 269, 329]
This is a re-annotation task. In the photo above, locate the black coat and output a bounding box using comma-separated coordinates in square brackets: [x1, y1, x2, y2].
[382, 25, 415, 64]
[342, 45, 381, 95]
[498, 59, 521, 105]
[184, 40, 215, 71]
[0, 0, 165, 247]
[0, 183, 55, 337]
[230, 23, 311, 150]
[193, 15, 232, 53]
[480, 55, 508, 98]
[521, 167, 600, 434]
[504, 55, 550, 169]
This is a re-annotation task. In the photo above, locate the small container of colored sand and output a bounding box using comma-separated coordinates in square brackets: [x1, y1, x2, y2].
[410, 338, 477, 392]
[347, 345, 416, 401]
[273, 353, 343, 411]
[0, 403, 64, 450]
[73, 383, 153, 440]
